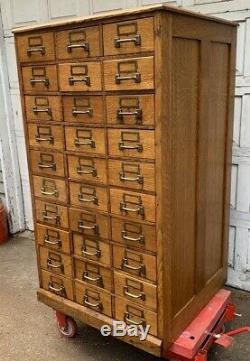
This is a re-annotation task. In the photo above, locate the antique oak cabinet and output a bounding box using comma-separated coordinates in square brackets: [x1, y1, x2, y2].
[13, 4, 237, 357]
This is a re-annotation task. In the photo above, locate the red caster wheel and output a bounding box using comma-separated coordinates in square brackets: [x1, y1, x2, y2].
[55, 311, 77, 338]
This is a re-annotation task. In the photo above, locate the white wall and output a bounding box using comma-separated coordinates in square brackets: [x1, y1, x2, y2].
[0, 0, 250, 290]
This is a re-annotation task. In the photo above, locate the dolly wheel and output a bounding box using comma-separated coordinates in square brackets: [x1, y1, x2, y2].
[57, 316, 77, 338]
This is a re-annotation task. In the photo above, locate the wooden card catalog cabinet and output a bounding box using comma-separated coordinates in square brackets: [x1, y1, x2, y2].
[14, 4, 236, 357]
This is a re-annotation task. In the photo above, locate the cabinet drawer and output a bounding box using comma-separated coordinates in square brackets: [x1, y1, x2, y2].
[56, 26, 101, 60]
[106, 94, 154, 127]
[36, 224, 71, 254]
[39, 247, 70, 274]
[25, 96, 62, 122]
[73, 233, 111, 266]
[74, 258, 112, 291]
[39, 246, 72, 277]
[69, 182, 108, 212]
[22, 65, 58, 92]
[69, 208, 110, 240]
[68, 155, 107, 184]
[113, 244, 157, 282]
[63, 95, 104, 124]
[111, 217, 156, 253]
[65, 127, 105, 155]
[110, 188, 155, 223]
[115, 297, 157, 336]
[104, 57, 154, 91]
[114, 271, 157, 311]
[103, 17, 154, 56]
[41, 270, 74, 300]
[59, 62, 102, 92]
[33, 175, 67, 203]
[16, 32, 55, 63]
[35, 200, 69, 228]
[75, 281, 112, 317]
[30, 150, 65, 178]
[28, 124, 64, 150]
[108, 159, 155, 192]
[108, 129, 155, 160]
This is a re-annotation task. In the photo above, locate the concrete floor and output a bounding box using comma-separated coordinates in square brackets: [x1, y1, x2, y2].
[0, 234, 249, 361]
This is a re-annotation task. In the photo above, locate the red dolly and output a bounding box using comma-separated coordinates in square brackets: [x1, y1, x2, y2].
[55, 289, 249, 360]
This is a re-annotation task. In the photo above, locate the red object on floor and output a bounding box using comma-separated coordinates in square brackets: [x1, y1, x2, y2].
[166, 289, 250, 361]
[0, 200, 8, 244]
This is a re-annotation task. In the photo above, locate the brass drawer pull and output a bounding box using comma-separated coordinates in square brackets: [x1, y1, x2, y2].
[38, 162, 56, 170]
[114, 34, 141, 48]
[78, 194, 98, 204]
[72, 108, 93, 117]
[27, 46, 45, 55]
[117, 108, 142, 121]
[78, 221, 98, 233]
[47, 258, 63, 270]
[81, 246, 101, 258]
[121, 230, 145, 244]
[83, 295, 103, 310]
[115, 72, 141, 84]
[119, 142, 143, 152]
[77, 166, 97, 176]
[48, 283, 65, 293]
[44, 236, 61, 246]
[33, 107, 52, 115]
[123, 286, 145, 300]
[74, 138, 95, 148]
[124, 312, 145, 327]
[41, 189, 58, 197]
[67, 42, 89, 52]
[42, 213, 59, 222]
[119, 172, 143, 184]
[83, 272, 102, 283]
[120, 202, 144, 216]
[30, 77, 49, 87]
[35, 135, 54, 144]
[122, 257, 145, 273]
[69, 76, 90, 86]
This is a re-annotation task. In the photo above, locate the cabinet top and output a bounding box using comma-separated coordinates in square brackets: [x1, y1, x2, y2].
[13, 3, 237, 34]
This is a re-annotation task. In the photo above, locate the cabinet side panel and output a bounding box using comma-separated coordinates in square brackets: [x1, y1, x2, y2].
[171, 38, 200, 315]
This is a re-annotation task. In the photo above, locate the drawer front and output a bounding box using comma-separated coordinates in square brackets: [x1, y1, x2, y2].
[41, 270, 74, 300]
[33, 175, 67, 203]
[39, 246, 72, 277]
[59, 62, 102, 91]
[22, 65, 58, 92]
[111, 217, 156, 253]
[69, 182, 108, 212]
[103, 18, 154, 56]
[113, 244, 157, 282]
[74, 258, 112, 291]
[68, 155, 107, 184]
[35, 200, 69, 228]
[106, 94, 154, 126]
[17, 32, 55, 63]
[36, 223, 71, 254]
[28, 124, 64, 150]
[114, 271, 157, 310]
[30, 150, 65, 178]
[56, 26, 101, 60]
[63, 95, 104, 124]
[108, 159, 155, 192]
[75, 281, 112, 317]
[110, 188, 156, 223]
[65, 127, 106, 155]
[73, 233, 111, 266]
[108, 129, 155, 160]
[69, 208, 110, 240]
[104, 57, 154, 91]
[115, 297, 157, 336]
[25, 95, 62, 122]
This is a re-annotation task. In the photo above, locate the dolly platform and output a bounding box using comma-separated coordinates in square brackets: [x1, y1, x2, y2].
[54, 289, 249, 360]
